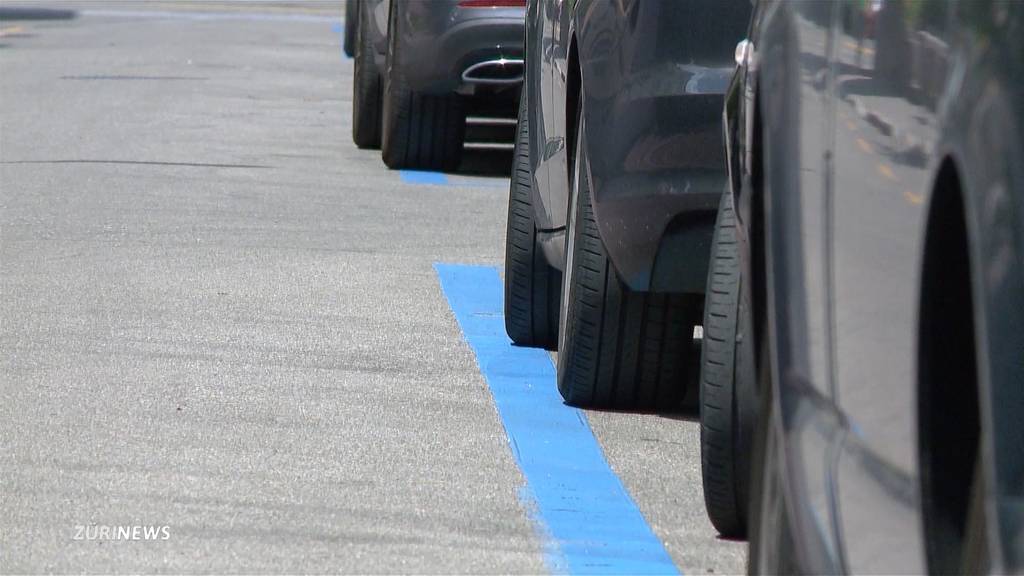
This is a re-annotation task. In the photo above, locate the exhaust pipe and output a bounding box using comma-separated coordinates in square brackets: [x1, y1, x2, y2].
[462, 58, 524, 85]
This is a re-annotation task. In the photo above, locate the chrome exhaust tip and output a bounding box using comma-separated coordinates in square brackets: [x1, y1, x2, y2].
[461, 58, 524, 85]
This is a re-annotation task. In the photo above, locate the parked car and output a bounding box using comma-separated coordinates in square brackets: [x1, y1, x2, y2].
[349, 0, 525, 171]
[503, 0, 750, 409]
[721, 0, 1023, 573]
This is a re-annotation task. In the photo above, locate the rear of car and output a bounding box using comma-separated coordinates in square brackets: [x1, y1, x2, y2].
[349, 0, 525, 171]
[388, 2, 524, 101]
[503, 0, 750, 410]
[574, 1, 753, 295]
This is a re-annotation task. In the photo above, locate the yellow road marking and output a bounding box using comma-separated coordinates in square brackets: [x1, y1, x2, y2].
[843, 39, 876, 57]
[856, 137, 873, 154]
[846, 119, 858, 131]
[0, 26, 25, 37]
[878, 163, 897, 181]
[904, 191, 924, 205]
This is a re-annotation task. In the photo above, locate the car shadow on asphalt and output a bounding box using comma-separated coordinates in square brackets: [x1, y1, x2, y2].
[0, 6, 77, 20]
[583, 403, 699, 423]
[456, 147, 513, 178]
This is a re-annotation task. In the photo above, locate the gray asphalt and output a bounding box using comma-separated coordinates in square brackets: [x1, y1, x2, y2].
[0, 2, 745, 573]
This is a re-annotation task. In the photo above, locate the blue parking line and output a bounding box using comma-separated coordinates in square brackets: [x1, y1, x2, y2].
[401, 170, 449, 186]
[434, 263, 680, 575]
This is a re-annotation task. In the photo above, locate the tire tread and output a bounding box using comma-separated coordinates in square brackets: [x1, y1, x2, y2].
[558, 153, 698, 410]
[504, 96, 560, 349]
[699, 193, 748, 538]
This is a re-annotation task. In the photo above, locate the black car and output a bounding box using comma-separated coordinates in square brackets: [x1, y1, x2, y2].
[348, 0, 525, 171]
[718, 0, 1023, 573]
[503, 0, 750, 409]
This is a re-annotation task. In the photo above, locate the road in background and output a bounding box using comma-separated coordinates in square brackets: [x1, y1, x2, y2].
[0, 2, 744, 572]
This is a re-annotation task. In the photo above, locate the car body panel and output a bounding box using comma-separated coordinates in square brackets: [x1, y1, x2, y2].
[359, 0, 389, 70]
[829, 1, 1024, 571]
[389, 1, 525, 96]
[526, 0, 750, 293]
[728, 0, 1024, 572]
[829, 0, 947, 571]
[361, 0, 525, 97]
[744, 2, 844, 572]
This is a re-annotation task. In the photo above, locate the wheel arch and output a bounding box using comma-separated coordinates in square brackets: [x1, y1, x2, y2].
[564, 32, 581, 179]
[916, 156, 984, 574]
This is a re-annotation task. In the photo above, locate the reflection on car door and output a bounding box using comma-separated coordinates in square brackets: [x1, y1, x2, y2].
[828, 2, 950, 572]
[759, 1, 839, 568]
[535, 0, 570, 232]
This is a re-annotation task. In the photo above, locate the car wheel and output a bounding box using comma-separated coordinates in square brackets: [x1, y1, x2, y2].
[556, 111, 699, 409]
[343, 0, 357, 58]
[700, 191, 757, 538]
[504, 95, 560, 349]
[351, 0, 382, 149]
[380, 4, 465, 171]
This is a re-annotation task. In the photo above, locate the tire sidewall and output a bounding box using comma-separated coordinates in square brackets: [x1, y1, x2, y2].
[699, 191, 746, 536]
[352, 0, 382, 148]
[344, 1, 358, 56]
[381, 1, 402, 154]
[556, 113, 585, 391]
[504, 95, 534, 341]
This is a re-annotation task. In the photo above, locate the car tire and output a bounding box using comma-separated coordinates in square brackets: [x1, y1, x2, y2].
[343, 0, 357, 58]
[351, 0, 382, 149]
[504, 95, 560, 349]
[699, 192, 755, 538]
[380, 5, 465, 171]
[557, 112, 699, 409]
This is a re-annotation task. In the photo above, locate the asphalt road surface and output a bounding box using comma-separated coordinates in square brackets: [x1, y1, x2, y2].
[0, 2, 746, 573]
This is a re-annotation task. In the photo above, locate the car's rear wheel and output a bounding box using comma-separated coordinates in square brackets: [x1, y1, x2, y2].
[504, 95, 560, 349]
[351, 0, 382, 149]
[380, 5, 466, 171]
[557, 112, 699, 409]
[700, 191, 757, 538]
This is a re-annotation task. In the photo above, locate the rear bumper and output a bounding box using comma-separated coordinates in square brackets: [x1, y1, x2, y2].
[393, 2, 525, 96]
[571, 0, 750, 294]
[587, 87, 732, 294]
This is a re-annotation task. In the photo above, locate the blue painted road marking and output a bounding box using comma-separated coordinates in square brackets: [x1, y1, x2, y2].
[434, 264, 680, 575]
[400, 170, 509, 189]
[401, 170, 449, 186]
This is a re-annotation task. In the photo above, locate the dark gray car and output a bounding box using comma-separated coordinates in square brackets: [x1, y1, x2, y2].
[349, 0, 525, 171]
[503, 0, 750, 409]
[719, 0, 1023, 573]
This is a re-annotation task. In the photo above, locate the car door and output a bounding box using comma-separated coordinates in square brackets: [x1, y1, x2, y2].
[827, 1, 951, 572]
[755, 0, 842, 570]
